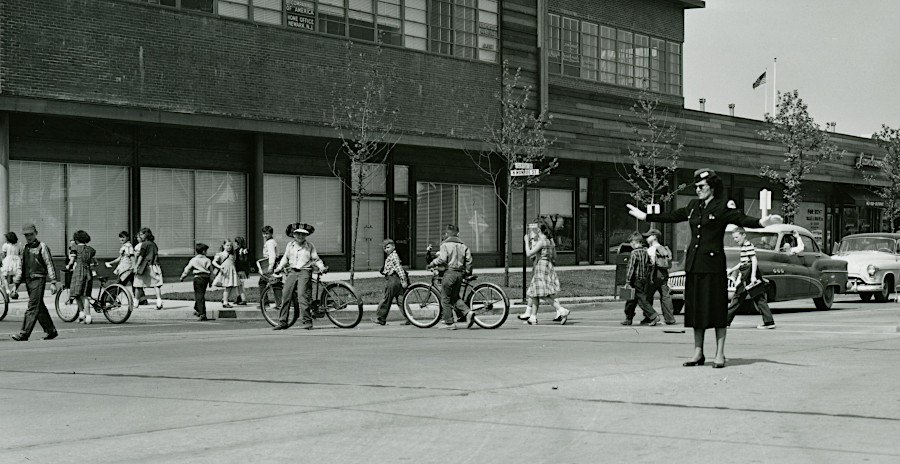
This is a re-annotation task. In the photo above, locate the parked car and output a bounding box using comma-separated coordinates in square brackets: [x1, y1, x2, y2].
[831, 233, 900, 302]
[667, 224, 848, 313]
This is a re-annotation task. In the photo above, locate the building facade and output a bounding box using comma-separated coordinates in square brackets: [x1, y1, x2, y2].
[0, 0, 888, 277]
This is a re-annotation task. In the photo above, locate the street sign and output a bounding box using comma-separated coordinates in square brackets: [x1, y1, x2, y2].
[511, 169, 540, 177]
[513, 162, 533, 170]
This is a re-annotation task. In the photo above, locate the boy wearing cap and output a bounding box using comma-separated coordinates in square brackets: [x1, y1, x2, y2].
[273, 222, 326, 330]
[11, 223, 59, 341]
[427, 224, 473, 329]
[644, 228, 677, 325]
[622, 231, 660, 326]
[373, 239, 408, 325]
[726, 227, 776, 329]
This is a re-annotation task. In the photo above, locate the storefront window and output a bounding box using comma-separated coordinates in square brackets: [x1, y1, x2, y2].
[142, 168, 246, 256]
[511, 188, 574, 252]
[9, 161, 129, 257]
[264, 174, 344, 253]
[416, 182, 497, 253]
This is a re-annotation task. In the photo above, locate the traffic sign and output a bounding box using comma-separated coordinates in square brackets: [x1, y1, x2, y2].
[511, 169, 540, 177]
[513, 162, 534, 169]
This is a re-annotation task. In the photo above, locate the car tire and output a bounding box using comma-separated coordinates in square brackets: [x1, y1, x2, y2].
[672, 300, 684, 315]
[874, 277, 892, 303]
[814, 286, 835, 311]
[859, 292, 873, 302]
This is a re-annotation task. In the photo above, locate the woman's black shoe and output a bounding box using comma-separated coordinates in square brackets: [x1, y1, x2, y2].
[682, 356, 705, 367]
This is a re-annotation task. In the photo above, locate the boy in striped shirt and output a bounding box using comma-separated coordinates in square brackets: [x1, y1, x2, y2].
[726, 227, 776, 329]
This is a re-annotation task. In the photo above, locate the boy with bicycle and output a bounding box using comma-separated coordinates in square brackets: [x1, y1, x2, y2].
[273, 222, 326, 331]
[427, 224, 474, 330]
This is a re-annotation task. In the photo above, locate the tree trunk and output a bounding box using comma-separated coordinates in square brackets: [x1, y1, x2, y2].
[504, 175, 512, 287]
[350, 195, 362, 286]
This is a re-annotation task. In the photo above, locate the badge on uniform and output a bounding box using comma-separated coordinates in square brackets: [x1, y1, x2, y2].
[708, 214, 715, 220]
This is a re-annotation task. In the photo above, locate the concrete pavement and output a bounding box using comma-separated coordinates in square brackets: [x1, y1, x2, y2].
[2, 297, 900, 463]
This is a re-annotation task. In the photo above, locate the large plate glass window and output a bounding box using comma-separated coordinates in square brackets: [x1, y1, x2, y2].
[561, 17, 580, 77]
[416, 182, 497, 253]
[263, 174, 344, 254]
[8, 162, 66, 256]
[581, 22, 599, 81]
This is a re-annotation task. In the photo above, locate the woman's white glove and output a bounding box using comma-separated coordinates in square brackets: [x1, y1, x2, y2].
[626, 204, 647, 221]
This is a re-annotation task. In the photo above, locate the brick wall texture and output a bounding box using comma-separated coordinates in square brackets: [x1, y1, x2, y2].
[0, 0, 498, 140]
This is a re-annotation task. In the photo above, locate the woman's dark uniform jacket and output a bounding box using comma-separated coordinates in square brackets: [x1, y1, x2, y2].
[647, 197, 762, 328]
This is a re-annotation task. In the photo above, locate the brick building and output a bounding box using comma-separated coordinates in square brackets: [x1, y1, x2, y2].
[0, 0, 887, 276]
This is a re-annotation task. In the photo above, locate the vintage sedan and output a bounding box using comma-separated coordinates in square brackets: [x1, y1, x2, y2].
[831, 233, 900, 302]
[668, 224, 848, 313]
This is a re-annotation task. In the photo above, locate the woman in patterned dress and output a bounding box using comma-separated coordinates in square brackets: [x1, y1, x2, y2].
[212, 239, 240, 308]
[106, 231, 135, 288]
[68, 230, 96, 324]
[519, 222, 570, 325]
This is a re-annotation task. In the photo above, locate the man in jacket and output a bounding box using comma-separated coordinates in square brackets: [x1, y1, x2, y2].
[11, 223, 60, 341]
[428, 224, 474, 330]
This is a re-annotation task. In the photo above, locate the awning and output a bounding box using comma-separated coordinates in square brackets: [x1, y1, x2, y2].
[844, 190, 885, 208]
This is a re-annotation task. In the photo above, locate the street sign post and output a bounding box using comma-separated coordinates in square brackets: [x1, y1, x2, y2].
[759, 189, 772, 217]
[513, 163, 539, 301]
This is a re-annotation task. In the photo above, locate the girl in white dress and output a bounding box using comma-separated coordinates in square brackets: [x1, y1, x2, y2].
[212, 240, 240, 308]
[1, 232, 22, 299]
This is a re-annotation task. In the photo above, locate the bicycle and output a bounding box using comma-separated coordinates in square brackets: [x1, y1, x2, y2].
[402, 270, 509, 329]
[0, 286, 8, 321]
[259, 269, 363, 329]
[55, 272, 134, 324]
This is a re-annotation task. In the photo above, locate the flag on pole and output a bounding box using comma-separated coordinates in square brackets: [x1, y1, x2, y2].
[752, 71, 767, 89]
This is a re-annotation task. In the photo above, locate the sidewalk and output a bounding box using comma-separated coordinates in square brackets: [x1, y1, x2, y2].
[4, 265, 618, 322]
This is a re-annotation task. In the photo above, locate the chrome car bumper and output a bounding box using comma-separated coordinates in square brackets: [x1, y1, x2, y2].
[845, 276, 884, 293]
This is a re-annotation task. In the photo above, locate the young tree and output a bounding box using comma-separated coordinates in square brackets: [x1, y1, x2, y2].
[759, 90, 842, 223]
[329, 41, 399, 284]
[467, 64, 556, 286]
[859, 125, 900, 231]
[617, 89, 687, 212]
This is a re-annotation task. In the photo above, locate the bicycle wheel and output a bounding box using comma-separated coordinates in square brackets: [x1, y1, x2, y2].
[469, 282, 509, 329]
[260, 284, 297, 328]
[54, 287, 80, 322]
[0, 287, 8, 321]
[100, 283, 133, 324]
[322, 282, 363, 329]
[402, 283, 442, 328]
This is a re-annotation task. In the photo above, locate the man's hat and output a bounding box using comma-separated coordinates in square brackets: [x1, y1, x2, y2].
[642, 228, 662, 238]
[22, 223, 37, 234]
[693, 168, 718, 184]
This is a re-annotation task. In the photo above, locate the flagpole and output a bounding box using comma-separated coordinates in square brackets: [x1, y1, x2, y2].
[772, 57, 777, 113]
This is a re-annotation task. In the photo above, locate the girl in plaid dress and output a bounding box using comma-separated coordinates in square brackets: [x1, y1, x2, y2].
[519, 222, 570, 325]
[68, 230, 96, 324]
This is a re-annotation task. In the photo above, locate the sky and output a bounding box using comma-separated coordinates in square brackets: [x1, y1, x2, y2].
[683, 0, 900, 138]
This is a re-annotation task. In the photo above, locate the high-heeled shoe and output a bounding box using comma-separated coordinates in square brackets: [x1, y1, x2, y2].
[682, 355, 705, 367]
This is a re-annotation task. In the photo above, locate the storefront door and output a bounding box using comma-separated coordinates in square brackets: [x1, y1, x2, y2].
[592, 205, 607, 263]
[352, 199, 386, 270]
[393, 199, 411, 264]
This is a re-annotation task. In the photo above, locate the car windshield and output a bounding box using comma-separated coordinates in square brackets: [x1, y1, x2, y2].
[724, 231, 778, 250]
[837, 237, 896, 253]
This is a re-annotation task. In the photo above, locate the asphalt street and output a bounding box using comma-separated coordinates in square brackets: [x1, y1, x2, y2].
[2, 295, 899, 464]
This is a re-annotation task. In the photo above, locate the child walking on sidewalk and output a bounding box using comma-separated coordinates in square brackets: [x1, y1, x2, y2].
[181, 243, 213, 321]
[212, 240, 240, 308]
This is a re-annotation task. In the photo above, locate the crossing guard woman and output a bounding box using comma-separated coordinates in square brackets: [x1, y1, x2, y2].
[627, 168, 780, 368]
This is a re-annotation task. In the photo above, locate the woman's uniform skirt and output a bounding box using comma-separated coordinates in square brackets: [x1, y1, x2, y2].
[683, 272, 728, 329]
